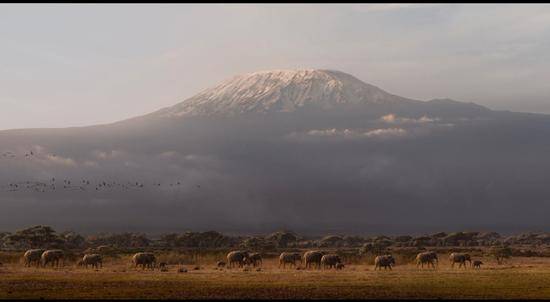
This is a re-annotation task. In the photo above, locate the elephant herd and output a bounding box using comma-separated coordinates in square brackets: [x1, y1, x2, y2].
[20, 248, 483, 271]
[225, 250, 345, 270]
[415, 251, 483, 269]
[22, 249, 156, 270]
[23, 249, 103, 269]
[23, 249, 66, 268]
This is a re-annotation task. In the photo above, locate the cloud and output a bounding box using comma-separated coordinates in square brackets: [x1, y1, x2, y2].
[380, 114, 440, 124]
[364, 128, 407, 138]
[351, 4, 434, 13]
[83, 160, 99, 167]
[293, 127, 408, 139]
[92, 150, 126, 160]
[306, 128, 355, 137]
[156, 151, 181, 159]
[42, 154, 77, 167]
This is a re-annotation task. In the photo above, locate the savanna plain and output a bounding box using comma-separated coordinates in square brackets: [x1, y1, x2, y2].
[1, 250, 550, 299]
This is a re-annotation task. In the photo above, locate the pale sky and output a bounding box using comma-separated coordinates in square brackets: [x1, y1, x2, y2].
[1, 4, 550, 130]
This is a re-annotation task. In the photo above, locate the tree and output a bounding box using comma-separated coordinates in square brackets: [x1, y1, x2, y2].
[60, 231, 86, 249]
[359, 240, 392, 256]
[266, 230, 298, 248]
[4, 225, 63, 248]
[489, 245, 512, 264]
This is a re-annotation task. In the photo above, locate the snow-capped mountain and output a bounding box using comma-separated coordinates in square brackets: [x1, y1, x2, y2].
[149, 69, 419, 118]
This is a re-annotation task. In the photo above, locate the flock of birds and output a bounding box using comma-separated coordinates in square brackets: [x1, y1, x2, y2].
[0, 178, 200, 193]
[1, 149, 202, 193]
[2, 150, 40, 159]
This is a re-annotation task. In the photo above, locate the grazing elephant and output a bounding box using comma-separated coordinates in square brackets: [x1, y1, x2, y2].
[80, 254, 103, 269]
[23, 249, 45, 267]
[416, 251, 438, 269]
[226, 251, 249, 268]
[449, 252, 471, 268]
[279, 252, 302, 268]
[374, 254, 396, 270]
[335, 263, 345, 270]
[41, 250, 64, 267]
[303, 251, 324, 269]
[473, 260, 483, 269]
[132, 252, 156, 270]
[246, 253, 262, 267]
[321, 254, 342, 269]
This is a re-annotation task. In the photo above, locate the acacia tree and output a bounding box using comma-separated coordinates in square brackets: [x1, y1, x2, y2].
[359, 240, 392, 257]
[489, 245, 513, 264]
[4, 225, 63, 249]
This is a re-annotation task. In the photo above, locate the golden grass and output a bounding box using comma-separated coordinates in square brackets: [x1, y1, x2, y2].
[1, 256, 550, 299]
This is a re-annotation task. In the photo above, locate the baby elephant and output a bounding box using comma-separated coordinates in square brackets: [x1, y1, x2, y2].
[473, 260, 483, 269]
[335, 263, 345, 270]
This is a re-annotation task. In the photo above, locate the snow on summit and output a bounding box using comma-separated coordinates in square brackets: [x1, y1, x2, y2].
[153, 69, 412, 117]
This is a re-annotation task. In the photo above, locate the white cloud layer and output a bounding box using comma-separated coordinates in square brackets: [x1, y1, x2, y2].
[380, 114, 440, 124]
[301, 127, 408, 139]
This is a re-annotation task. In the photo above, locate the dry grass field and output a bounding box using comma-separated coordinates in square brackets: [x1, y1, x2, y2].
[1, 254, 550, 299]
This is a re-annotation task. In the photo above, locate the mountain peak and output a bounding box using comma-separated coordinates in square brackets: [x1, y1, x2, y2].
[152, 69, 412, 117]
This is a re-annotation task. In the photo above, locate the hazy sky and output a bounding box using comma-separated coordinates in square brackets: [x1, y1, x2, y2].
[1, 4, 550, 130]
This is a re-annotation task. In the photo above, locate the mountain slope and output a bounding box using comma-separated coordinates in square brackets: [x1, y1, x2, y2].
[0, 69, 549, 234]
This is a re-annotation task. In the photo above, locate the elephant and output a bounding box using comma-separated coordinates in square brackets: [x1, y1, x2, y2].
[449, 252, 471, 268]
[80, 254, 103, 269]
[374, 254, 395, 270]
[416, 251, 438, 269]
[320, 254, 342, 269]
[226, 251, 249, 268]
[132, 252, 156, 270]
[41, 250, 64, 267]
[23, 249, 45, 267]
[303, 251, 324, 269]
[279, 252, 302, 268]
